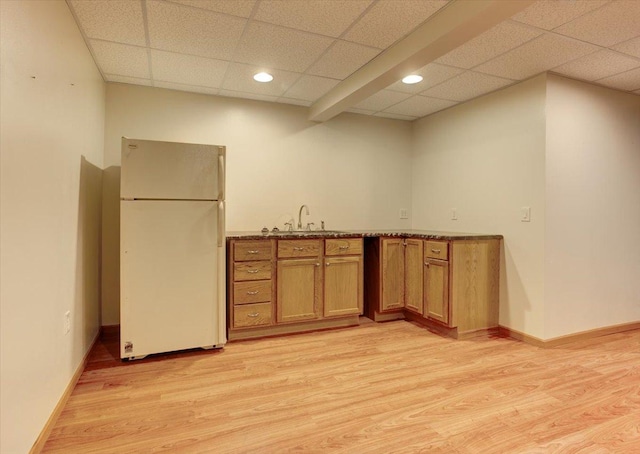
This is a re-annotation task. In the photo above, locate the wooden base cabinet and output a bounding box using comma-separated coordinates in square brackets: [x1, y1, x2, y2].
[366, 236, 501, 339]
[324, 246, 363, 318]
[229, 237, 363, 340]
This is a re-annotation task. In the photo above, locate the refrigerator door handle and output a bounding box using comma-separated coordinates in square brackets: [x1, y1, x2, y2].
[217, 200, 225, 247]
[217, 147, 225, 200]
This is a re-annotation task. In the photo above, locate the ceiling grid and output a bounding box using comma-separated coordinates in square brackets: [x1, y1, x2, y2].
[66, 0, 640, 122]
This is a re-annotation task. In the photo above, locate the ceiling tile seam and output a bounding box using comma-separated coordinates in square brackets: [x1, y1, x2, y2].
[510, 0, 613, 32]
[414, 69, 517, 99]
[546, 70, 639, 94]
[592, 64, 640, 83]
[140, 0, 156, 88]
[64, 0, 108, 83]
[547, 0, 617, 32]
[276, 75, 342, 104]
[333, 0, 380, 41]
[162, 0, 252, 20]
[547, 48, 640, 80]
[214, 1, 260, 96]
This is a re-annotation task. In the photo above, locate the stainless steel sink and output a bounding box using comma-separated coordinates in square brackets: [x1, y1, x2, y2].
[271, 230, 346, 236]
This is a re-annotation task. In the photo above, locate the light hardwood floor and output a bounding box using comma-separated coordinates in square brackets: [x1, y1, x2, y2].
[43, 320, 640, 453]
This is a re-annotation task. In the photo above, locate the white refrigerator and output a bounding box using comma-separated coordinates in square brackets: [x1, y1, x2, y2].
[120, 138, 226, 359]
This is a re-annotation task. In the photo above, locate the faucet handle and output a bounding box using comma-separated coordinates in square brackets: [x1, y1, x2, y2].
[321, 220, 325, 230]
[306, 222, 315, 231]
[284, 221, 293, 232]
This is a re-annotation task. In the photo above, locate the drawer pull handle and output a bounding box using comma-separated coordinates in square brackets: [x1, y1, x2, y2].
[247, 313, 260, 318]
[247, 250, 260, 254]
[431, 249, 441, 253]
[247, 269, 259, 274]
[338, 245, 350, 250]
[246, 290, 259, 295]
[293, 247, 305, 251]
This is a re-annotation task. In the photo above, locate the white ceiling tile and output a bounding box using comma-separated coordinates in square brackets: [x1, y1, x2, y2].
[511, 0, 610, 30]
[168, 0, 256, 18]
[346, 107, 377, 115]
[343, 0, 447, 49]
[307, 40, 381, 80]
[154, 81, 219, 95]
[421, 71, 514, 102]
[435, 21, 544, 69]
[221, 63, 301, 96]
[151, 50, 228, 88]
[254, 0, 372, 38]
[596, 67, 640, 91]
[354, 90, 412, 111]
[373, 112, 417, 121]
[386, 63, 464, 94]
[552, 49, 640, 82]
[234, 22, 334, 73]
[276, 98, 313, 107]
[69, 0, 146, 46]
[612, 36, 640, 59]
[384, 95, 457, 118]
[475, 33, 599, 80]
[283, 75, 340, 102]
[106, 75, 153, 86]
[218, 90, 279, 102]
[89, 40, 150, 78]
[147, 0, 246, 60]
[554, 0, 640, 47]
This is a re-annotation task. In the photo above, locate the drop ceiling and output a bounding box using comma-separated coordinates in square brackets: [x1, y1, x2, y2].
[68, 0, 640, 122]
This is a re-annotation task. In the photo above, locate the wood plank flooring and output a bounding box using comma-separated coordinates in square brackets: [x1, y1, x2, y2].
[43, 320, 640, 453]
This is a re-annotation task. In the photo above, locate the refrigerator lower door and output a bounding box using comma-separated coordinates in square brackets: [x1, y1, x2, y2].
[121, 200, 225, 359]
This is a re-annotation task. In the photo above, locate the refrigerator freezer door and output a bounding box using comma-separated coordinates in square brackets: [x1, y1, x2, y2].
[120, 200, 225, 358]
[121, 138, 225, 201]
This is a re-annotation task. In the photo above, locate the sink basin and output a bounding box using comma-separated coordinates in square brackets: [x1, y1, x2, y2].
[271, 230, 346, 236]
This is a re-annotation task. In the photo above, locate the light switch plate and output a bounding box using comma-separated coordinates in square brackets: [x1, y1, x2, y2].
[400, 209, 408, 219]
[521, 206, 531, 222]
[451, 208, 458, 220]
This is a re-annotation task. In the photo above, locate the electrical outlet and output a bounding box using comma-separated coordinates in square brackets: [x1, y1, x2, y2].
[64, 311, 71, 334]
[451, 208, 458, 220]
[400, 209, 408, 219]
[521, 206, 531, 222]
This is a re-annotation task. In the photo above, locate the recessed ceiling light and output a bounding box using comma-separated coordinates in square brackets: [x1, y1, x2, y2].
[402, 75, 423, 85]
[253, 72, 273, 83]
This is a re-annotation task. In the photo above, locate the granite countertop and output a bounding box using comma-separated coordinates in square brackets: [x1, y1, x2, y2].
[226, 229, 503, 241]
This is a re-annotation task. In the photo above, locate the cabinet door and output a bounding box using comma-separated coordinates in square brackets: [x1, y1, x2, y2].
[381, 238, 405, 311]
[277, 258, 321, 323]
[324, 256, 363, 317]
[404, 239, 424, 315]
[424, 259, 450, 325]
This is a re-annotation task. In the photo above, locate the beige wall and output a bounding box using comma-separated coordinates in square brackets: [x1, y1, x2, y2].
[411, 75, 548, 338]
[102, 84, 413, 324]
[545, 74, 640, 338]
[0, 1, 105, 452]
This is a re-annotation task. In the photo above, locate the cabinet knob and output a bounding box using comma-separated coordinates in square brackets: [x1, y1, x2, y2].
[326, 262, 331, 266]
[316, 262, 320, 267]
[424, 262, 430, 267]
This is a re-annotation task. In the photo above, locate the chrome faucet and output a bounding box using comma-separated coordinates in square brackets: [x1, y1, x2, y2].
[297, 204, 309, 230]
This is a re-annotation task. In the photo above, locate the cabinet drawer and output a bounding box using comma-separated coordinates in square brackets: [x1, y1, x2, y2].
[234, 261, 272, 281]
[425, 241, 448, 260]
[325, 238, 363, 256]
[234, 280, 271, 304]
[234, 241, 272, 261]
[234, 303, 272, 328]
[278, 239, 322, 258]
